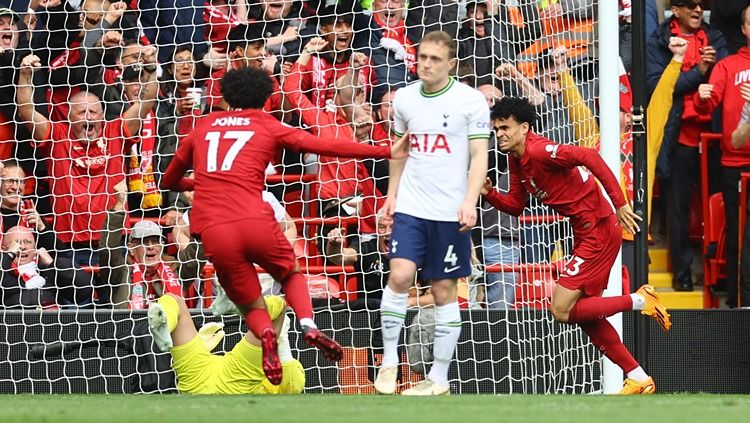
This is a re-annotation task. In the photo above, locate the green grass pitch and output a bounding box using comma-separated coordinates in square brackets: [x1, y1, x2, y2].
[1, 394, 749, 423]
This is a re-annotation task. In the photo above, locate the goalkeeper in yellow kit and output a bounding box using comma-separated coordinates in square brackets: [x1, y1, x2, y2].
[147, 291, 305, 395]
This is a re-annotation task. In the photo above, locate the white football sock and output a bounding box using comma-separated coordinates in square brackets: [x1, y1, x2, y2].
[627, 366, 649, 382]
[427, 302, 461, 387]
[630, 293, 646, 311]
[277, 316, 294, 363]
[299, 317, 317, 330]
[380, 285, 408, 367]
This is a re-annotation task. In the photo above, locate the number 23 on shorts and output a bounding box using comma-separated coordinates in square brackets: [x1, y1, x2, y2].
[563, 256, 584, 276]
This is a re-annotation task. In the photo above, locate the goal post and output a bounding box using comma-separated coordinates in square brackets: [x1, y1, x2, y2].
[598, 0, 625, 395]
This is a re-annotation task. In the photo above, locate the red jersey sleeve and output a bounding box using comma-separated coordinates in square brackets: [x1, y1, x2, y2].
[484, 159, 527, 216]
[535, 142, 627, 209]
[283, 63, 333, 128]
[271, 118, 390, 159]
[33, 121, 56, 156]
[161, 132, 196, 192]
[694, 60, 727, 116]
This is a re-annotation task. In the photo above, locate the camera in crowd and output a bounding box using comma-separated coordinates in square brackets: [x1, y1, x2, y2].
[121, 63, 157, 82]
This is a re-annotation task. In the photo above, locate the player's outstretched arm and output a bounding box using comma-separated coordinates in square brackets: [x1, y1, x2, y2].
[279, 124, 409, 160]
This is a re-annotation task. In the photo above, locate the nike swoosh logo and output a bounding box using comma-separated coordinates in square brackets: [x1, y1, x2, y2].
[444, 266, 461, 273]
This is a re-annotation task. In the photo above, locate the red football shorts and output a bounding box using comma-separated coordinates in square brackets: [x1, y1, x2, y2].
[557, 214, 621, 297]
[199, 217, 297, 305]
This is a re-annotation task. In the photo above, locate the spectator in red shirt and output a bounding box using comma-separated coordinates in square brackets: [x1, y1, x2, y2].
[647, 0, 728, 292]
[203, 0, 245, 53]
[295, 5, 374, 110]
[285, 37, 383, 235]
[205, 23, 282, 116]
[695, 4, 750, 306]
[100, 181, 183, 309]
[16, 53, 158, 271]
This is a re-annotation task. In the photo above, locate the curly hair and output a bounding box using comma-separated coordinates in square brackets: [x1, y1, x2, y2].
[220, 67, 273, 110]
[227, 23, 264, 54]
[490, 97, 537, 128]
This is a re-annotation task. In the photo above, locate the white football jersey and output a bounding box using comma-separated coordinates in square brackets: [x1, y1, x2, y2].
[392, 79, 490, 221]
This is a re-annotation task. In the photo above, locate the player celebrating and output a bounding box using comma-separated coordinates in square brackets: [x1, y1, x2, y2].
[160, 66, 409, 386]
[374, 31, 490, 396]
[148, 293, 305, 395]
[484, 97, 671, 394]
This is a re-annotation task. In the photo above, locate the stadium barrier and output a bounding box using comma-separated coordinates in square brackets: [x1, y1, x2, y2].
[1, 310, 748, 394]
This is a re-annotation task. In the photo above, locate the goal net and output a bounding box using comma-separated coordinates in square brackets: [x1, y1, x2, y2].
[0, 0, 611, 394]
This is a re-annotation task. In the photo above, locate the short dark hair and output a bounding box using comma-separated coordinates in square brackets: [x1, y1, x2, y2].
[743, 4, 750, 26]
[221, 67, 273, 109]
[227, 23, 265, 53]
[491, 97, 537, 128]
[318, 5, 354, 27]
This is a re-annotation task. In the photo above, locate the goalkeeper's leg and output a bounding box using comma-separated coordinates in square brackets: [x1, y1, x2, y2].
[148, 294, 198, 352]
[246, 296, 306, 393]
[207, 253, 282, 385]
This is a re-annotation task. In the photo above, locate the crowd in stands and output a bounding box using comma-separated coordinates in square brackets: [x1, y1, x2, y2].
[0, 0, 749, 311]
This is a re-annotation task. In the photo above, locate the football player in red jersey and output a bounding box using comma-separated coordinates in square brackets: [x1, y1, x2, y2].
[483, 97, 671, 395]
[161, 66, 408, 385]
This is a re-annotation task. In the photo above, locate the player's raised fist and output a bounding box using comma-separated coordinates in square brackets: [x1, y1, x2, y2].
[390, 132, 410, 160]
[481, 177, 493, 195]
[697, 84, 713, 101]
[668, 37, 688, 58]
[20, 55, 42, 75]
[351, 52, 368, 70]
[304, 37, 327, 54]
[105, 2, 128, 24]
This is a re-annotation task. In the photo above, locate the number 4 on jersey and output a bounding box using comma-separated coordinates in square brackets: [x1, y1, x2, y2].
[205, 131, 255, 172]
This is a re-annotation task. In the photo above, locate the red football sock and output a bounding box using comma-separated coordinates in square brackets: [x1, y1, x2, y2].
[579, 320, 639, 373]
[245, 307, 274, 340]
[281, 272, 314, 321]
[568, 295, 633, 323]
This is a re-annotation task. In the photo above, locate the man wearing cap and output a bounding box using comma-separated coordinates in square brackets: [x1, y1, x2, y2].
[647, 0, 728, 291]
[100, 181, 183, 309]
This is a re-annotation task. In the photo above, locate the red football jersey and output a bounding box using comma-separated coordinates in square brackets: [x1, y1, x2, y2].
[162, 109, 391, 236]
[485, 132, 626, 234]
[38, 119, 136, 243]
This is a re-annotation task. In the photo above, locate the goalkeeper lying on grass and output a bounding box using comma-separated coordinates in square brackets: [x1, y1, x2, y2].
[147, 289, 305, 394]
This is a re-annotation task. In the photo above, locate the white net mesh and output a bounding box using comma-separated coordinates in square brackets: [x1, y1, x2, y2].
[0, 0, 607, 394]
